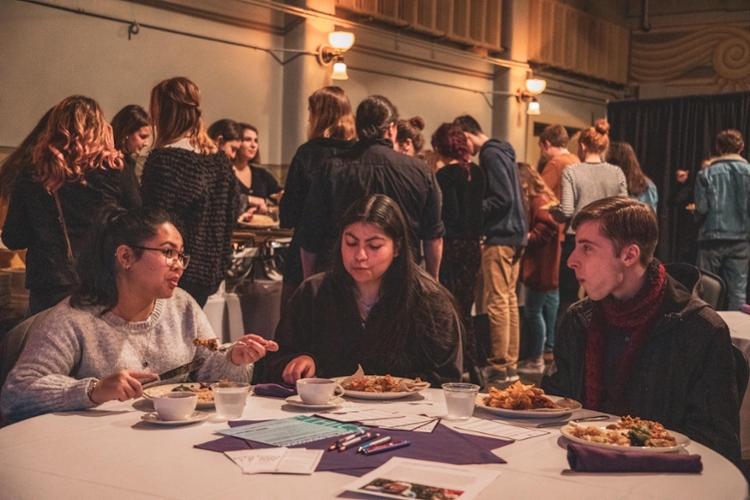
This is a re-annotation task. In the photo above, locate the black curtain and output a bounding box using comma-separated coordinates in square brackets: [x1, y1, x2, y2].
[608, 91, 750, 264]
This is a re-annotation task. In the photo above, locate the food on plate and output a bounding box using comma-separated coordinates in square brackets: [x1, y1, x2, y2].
[193, 337, 219, 351]
[342, 374, 423, 393]
[482, 381, 557, 410]
[568, 416, 677, 448]
[171, 383, 214, 403]
[243, 214, 276, 226]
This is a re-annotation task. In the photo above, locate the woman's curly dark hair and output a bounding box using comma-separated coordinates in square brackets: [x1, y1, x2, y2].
[431, 123, 471, 178]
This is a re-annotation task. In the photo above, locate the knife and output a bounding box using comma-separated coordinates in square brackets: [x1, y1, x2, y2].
[141, 357, 206, 388]
[536, 414, 610, 428]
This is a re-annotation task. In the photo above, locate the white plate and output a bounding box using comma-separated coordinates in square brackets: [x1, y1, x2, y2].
[332, 376, 428, 400]
[284, 395, 346, 409]
[237, 220, 279, 230]
[560, 423, 691, 452]
[475, 394, 582, 418]
[141, 411, 209, 426]
[142, 383, 215, 409]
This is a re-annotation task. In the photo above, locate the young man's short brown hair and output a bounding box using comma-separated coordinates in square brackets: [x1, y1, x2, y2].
[539, 124, 569, 148]
[715, 129, 745, 156]
[571, 197, 658, 266]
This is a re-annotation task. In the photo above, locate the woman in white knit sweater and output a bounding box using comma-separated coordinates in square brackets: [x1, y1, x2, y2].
[1, 207, 277, 424]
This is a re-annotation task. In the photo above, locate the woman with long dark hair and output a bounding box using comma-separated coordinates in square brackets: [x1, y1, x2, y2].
[1, 206, 277, 424]
[257, 195, 461, 387]
[607, 141, 658, 213]
[2, 96, 129, 314]
[232, 123, 282, 215]
[431, 123, 485, 380]
[111, 104, 150, 208]
[140, 77, 241, 307]
[207, 119, 242, 161]
[278, 86, 357, 312]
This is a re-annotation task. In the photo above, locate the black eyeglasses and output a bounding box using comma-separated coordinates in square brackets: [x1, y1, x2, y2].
[133, 247, 190, 269]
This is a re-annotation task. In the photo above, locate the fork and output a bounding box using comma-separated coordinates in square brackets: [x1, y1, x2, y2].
[536, 414, 610, 428]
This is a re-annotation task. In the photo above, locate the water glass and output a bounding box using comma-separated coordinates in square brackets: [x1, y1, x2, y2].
[442, 383, 480, 421]
[212, 382, 250, 419]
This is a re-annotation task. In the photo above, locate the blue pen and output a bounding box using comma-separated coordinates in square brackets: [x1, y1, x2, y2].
[363, 440, 411, 455]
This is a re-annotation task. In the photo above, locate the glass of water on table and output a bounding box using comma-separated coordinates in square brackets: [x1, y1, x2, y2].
[442, 383, 480, 420]
[212, 382, 251, 419]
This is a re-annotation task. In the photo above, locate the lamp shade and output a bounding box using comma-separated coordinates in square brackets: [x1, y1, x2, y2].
[328, 31, 355, 51]
[331, 61, 349, 80]
[527, 100, 541, 115]
[525, 78, 547, 94]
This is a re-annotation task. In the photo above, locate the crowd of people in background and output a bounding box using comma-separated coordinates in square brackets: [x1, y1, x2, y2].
[0, 77, 747, 468]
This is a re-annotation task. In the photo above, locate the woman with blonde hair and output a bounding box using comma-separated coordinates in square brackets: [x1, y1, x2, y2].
[516, 162, 563, 373]
[2, 96, 128, 314]
[141, 77, 241, 307]
[278, 86, 357, 312]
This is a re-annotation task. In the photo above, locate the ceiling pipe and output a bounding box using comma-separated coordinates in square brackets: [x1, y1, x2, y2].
[641, 0, 651, 32]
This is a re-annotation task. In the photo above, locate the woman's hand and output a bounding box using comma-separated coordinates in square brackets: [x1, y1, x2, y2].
[89, 370, 157, 405]
[282, 355, 316, 385]
[230, 334, 279, 365]
[247, 196, 268, 214]
[239, 206, 258, 221]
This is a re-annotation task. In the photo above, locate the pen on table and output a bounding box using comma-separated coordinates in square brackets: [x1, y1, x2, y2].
[338, 432, 379, 452]
[358, 436, 392, 453]
[362, 440, 410, 455]
[327, 430, 365, 451]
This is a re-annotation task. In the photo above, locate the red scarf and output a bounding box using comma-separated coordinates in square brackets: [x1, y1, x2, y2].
[583, 262, 666, 414]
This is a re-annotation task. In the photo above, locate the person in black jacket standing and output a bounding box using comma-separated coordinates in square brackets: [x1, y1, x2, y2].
[111, 104, 150, 208]
[278, 86, 356, 312]
[141, 77, 241, 307]
[2, 96, 128, 314]
[542, 197, 741, 468]
[298, 95, 444, 280]
[454, 115, 527, 385]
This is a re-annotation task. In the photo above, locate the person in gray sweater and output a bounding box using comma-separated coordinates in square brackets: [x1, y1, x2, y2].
[1, 207, 277, 424]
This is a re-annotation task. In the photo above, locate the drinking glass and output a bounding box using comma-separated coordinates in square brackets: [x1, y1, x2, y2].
[212, 382, 250, 419]
[442, 383, 480, 421]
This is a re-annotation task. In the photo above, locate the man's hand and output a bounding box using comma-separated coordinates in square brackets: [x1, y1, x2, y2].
[231, 334, 279, 365]
[282, 355, 316, 385]
[676, 170, 689, 184]
[89, 370, 157, 404]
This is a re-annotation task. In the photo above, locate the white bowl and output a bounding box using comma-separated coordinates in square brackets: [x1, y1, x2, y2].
[153, 392, 198, 421]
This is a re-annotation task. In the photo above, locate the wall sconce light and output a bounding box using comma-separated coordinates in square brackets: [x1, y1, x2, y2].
[525, 78, 547, 95]
[318, 31, 355, 81]
[516, 77, 546, 115]
[527, 98, 540, 115]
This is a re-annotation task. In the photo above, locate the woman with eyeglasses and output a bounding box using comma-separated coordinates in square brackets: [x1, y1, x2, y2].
[141, 77, 241, 307]
[1, 206, 278, 424]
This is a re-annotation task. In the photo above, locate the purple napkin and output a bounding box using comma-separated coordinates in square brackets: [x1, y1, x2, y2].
[253, 384, 296, 398]
[567, 444, 703, 473]
[195, 420, 511, 477]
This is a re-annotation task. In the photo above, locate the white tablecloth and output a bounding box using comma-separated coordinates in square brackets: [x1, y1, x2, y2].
[720, 311, 750, 459]
[0, 389, 746, 499]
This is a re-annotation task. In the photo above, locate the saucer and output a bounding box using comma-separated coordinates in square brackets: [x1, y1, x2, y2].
[141, 411, 209, 426]
[284, 395, 345, 409]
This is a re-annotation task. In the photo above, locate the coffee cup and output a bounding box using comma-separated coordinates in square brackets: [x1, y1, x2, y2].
[296, 378, 344, 405]
[153, 392, 198, 421]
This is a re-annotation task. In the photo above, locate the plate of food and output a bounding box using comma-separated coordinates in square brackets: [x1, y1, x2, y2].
[560, 416, 690, 452]
[475, 381, 582, 418]
[332, 366, 430, 400]
[142, 382, 216, 409]
[237, 214, 279, 229]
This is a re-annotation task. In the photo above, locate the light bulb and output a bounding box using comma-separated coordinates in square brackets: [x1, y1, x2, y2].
[331, 61, 349, 80]
[527, 100, 541, 115]
[328, 31, 355, 51]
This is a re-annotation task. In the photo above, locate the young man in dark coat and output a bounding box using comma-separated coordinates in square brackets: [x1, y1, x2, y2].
[542, 197, 741, 468]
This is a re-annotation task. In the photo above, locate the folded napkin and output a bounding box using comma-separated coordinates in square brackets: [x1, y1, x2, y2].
[195, 420, 511, 477]
[253, 383, 296, 398]
[567, 444, 703, 473]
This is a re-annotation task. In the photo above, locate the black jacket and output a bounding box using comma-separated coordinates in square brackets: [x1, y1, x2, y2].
[435, 162, 485, 240]
[542, 271, 742, 467]
[2, 166, 132, 292]
[479, 139, 528, 246]
[141, 148, 241, 296]
[297, 138, 444, 262]
[279, 137, 356, 286]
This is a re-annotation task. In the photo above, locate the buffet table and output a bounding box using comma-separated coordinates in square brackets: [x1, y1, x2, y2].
[0, 389, 746, 500]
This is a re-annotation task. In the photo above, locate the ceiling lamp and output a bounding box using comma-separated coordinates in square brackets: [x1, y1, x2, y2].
[525, 78, 547, 95]
[331, 61, 349, 80]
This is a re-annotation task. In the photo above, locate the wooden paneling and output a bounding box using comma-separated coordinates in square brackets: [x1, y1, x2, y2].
[528, 0, 629, 84]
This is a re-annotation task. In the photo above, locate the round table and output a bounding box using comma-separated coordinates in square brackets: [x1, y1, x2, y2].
[0, 389, 746, 499]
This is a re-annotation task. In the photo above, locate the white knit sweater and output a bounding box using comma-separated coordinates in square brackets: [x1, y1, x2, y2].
[1, 288, 253, 423]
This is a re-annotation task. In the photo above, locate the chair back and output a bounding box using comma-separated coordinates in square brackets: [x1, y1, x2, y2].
[0, 310, 50, 395]
[733, 344, 749, 406]
[697, 268, 728, 311]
